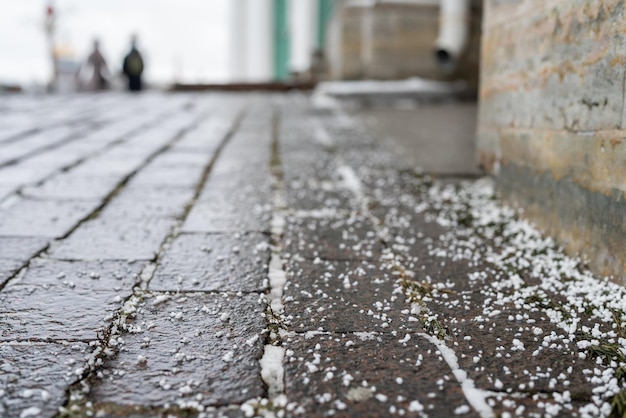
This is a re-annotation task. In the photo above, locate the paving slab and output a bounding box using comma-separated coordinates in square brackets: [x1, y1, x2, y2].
[49, 217, 175, 261]
[183, 202, 271, 234]
[83, 405, 245, 418]
[0, 286, 128, 342]
[283, 333, 473, 417]
[102, 188, 195, 219]
[22, 174, 122, 201]
[0, 342, 90, 418]
[49, 188, 194, 261]
[150, 232, 269, 292]
[0, 259, 26, 288]
[284, 259, 420, 334]
[284, 216, 383, 262]
[0, 237, 49, 287]
[0, 126, 76, 167]
[87, 293, 266, 409]
[0, 198, 101, 238]
[1, 258, 143, 342]
[284, 183, 356, 212]
[0, 237, 49, 261]
[12, 259, 144, 292]
[0, 94, 624, 418]
[0, 185, 16, 202]
[127, 164, 206, 190]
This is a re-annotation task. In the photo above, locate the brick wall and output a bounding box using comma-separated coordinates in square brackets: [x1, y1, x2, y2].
[477, 0, 626, 282]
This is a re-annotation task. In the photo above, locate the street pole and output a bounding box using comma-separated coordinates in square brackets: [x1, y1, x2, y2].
[45, 3, 57, 91]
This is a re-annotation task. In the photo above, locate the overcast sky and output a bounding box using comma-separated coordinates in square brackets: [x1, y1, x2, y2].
[0, 0, 232, 86]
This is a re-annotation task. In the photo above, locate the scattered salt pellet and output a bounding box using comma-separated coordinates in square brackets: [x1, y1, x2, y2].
[20, 407, 41, 418]
[409, 400, 424, 412]
[152, 294, 170, 305]
[454, 405, 471, 414]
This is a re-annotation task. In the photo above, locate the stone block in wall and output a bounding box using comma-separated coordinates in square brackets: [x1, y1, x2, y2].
[362, 5, 440, 80]
[328, 6, 366, 80]
[485, 126, 626, 281]
[479, 0, 626, 131]
[478, 0, 626, 283]
[327, 2, 482, 84]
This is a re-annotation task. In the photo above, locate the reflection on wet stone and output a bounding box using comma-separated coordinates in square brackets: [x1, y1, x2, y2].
[150, 233, 269, 292]
[0, 342, 89, 418]
[88, 293, 266, 409]
[0, 286, 126, 341]
[0, 199, 100, 238]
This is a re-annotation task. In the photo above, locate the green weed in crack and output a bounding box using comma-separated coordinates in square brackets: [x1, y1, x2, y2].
[392, 260, 450, 340]
[611, 389, 626, 418]
[264, 303, 287, 347]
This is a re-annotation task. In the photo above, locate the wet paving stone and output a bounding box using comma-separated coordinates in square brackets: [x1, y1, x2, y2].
[0, 198, 100, 238]
[284, 185, 356, 212]
[172, 125, 232, 154]
[22, 174, 122, 201]
[283, 333, 474, 417]
[150, 233, 269, 292]
[431, 297, 596, 400]
[0, 342, 90, 418]
[0, 286, 128, 341]
[284, 259, 421, 334]
[484, 394, 590, 418]
[127, 164, 206, 190]
[284, 217, 383, 261]
[0, 237, 48, 286]
[281, 155, 339, 184]
[0, 237, 58, 260]
[85, 403, 245, 418]
[49, 217, 175, 261]
[182, 202, 271, 234]
[0, 259, 25, 288]
[103, 188, 195, 220]
[149, 150, 215, 168]
[13, 259, 144, 292]
[87, 293, 266, 409]
[0, 237, 49, 260]
[0, 185, 16, 202]
[197, 176, 272, 205]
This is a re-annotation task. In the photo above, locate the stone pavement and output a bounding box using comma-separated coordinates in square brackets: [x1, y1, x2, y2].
[1, 93, 626, 418]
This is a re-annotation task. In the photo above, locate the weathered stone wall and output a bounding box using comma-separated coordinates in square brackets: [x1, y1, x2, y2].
[477, 0, 626, 282]
[327, 2, 482, 84]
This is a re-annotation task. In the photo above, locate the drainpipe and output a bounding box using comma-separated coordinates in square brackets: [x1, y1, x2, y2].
[434, 0, 470, 74]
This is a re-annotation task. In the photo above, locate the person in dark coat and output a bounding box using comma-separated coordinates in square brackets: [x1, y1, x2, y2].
[122, 35, 144, 91]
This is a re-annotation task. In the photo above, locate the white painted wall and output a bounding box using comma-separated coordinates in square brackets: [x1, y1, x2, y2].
[230, 0, 248, 82]
[243, 0, 273, 82]
[289, 0, 317, 75]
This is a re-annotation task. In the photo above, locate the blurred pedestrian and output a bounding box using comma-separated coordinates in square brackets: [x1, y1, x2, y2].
[84, 38, 109, 91]
[122, 35, 144, 92]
